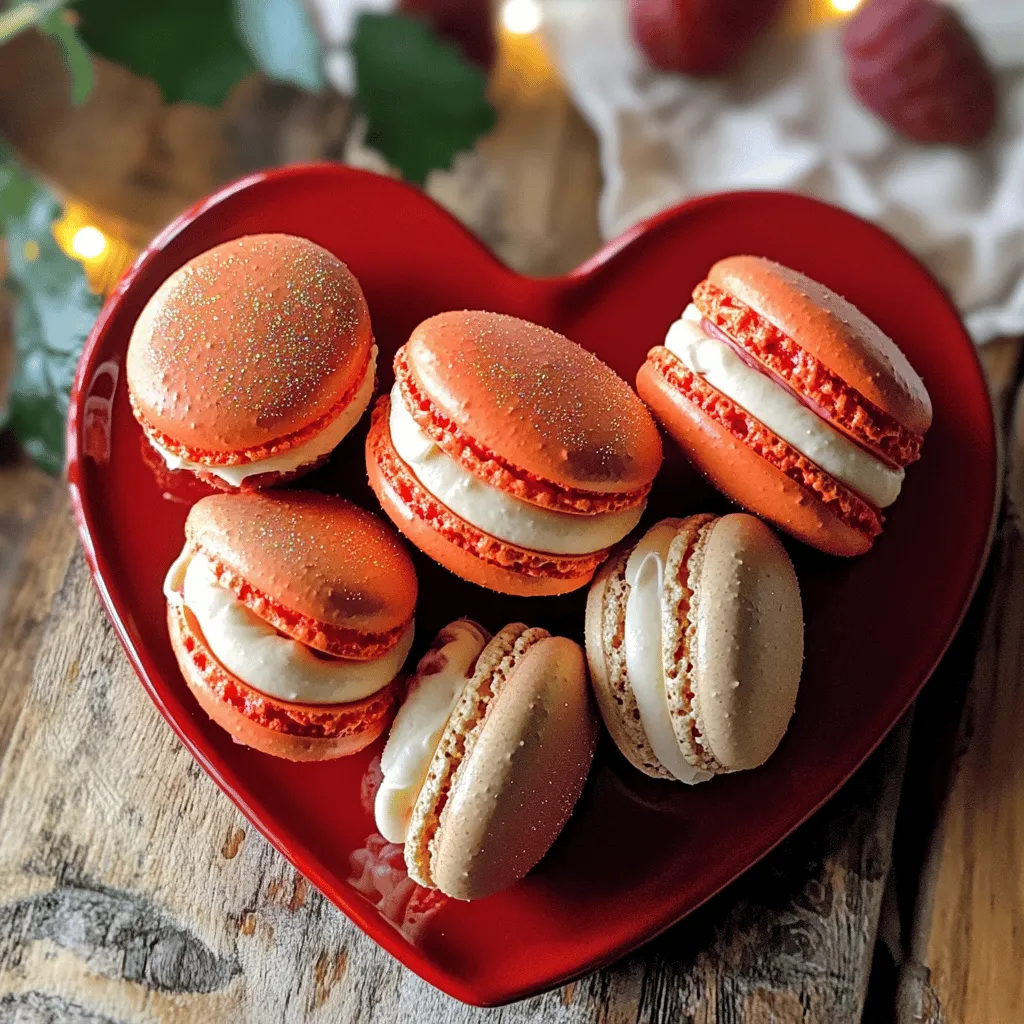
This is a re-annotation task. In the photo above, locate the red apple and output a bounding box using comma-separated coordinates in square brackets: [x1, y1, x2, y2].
[400, 0, 496, 71]
[629, 0, 787, 76]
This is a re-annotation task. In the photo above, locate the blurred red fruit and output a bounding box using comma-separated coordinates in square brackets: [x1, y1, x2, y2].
[629, 0, 787, 76]
[843, 0, 997, 144]
[400, 0, 496, 70]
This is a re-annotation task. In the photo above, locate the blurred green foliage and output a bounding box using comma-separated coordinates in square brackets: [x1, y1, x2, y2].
[0, 0, 497, 472]
[0, 153, 102, 473]
[354, 12, 495, 185]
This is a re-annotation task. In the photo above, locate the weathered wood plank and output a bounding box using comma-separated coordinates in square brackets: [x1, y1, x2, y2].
[905, 366, 1024, 1024]
[0, 469, 69, 762]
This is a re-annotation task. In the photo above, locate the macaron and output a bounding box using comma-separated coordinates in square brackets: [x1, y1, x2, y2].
[366, 311, 663, 596]
[128, 233, 376, 491]
[585, 513, 803, 781]
[374, 621, 598, 901]
[636, 256, 932, 556]
[164, 491, 417, 761]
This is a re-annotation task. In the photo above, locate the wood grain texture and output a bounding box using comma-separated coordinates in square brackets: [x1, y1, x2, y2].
[906, 362, 1024, 1024]
[0, 470, 70, 762]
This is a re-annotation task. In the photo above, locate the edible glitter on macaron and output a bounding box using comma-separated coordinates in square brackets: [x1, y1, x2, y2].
[398, 312, 663, 511]
[185, 491, 417, 656]
[127, 234, 373, 461]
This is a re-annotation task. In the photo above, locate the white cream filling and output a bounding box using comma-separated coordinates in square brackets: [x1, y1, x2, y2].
[388, 384, 643, 555]
[163, 545, 412, 705]
[624, 522, 713, 785]
[667, 309, 903, 508]
[374, 620, 489, 844]
[151, 346, 377, 485]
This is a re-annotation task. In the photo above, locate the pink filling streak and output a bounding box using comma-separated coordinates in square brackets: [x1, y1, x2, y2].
[698, 317, 896, 470]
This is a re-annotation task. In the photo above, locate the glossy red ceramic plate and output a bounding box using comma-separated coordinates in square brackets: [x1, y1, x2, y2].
[67, 164, 996, 1006]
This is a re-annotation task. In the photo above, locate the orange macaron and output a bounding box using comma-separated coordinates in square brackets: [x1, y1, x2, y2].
[366, 311, 663, 595]
[637, 256, 932, 556]
[164, 491, 417, 761]
[128, 234, 376, 491]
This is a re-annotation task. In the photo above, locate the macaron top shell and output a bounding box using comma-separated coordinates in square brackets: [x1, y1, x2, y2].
[401, 311, 662, 499]
[128, 234, 372, 457]
[705, 256, 932, 434]
[689, 514, 803, 772]
[185, 492, 417, 652]
[430, 635, 596, 901]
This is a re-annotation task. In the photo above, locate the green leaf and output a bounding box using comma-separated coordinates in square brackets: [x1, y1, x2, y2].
[353, 12, 496, 185]
[0, 143, 36, 222]
[41, 10, 96, 105]
[4, 393, 67, 475]
[1, 176, 102, 474]
[77, 0, 255, 107]
[235, 0, 323, 93]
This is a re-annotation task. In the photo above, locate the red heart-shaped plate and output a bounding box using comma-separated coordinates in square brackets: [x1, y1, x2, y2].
[67, 165, 996, 1006]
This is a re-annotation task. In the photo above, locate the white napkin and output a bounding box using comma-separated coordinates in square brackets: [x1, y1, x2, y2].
[539, 0, 1024, 343]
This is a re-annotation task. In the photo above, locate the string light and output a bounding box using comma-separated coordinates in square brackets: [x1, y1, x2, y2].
[53, 202, 137, 296]
[830, 0, 863, 13]
[70, 225, 107, 260]
[502, 0, 542, 36]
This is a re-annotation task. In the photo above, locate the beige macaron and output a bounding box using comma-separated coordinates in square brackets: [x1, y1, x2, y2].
[585, 513, 803, 782]
[404, 623, 598, 901]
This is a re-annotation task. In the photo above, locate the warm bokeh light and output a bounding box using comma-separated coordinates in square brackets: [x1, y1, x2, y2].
[830, 0, 863, 13]
[502, 0, 542, 36]
[53, 203, 137, 296]
[70, 225, 108, 260]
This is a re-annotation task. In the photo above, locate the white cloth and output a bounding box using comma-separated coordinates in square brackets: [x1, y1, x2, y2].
[540, 0, 1024, 343]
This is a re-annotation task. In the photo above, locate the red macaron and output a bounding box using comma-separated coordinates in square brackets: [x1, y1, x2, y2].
[128, 234, 376, 491]
[165, 491, 417, 760]
[637, 256, 932, 556]
[366, 311, 663, 595]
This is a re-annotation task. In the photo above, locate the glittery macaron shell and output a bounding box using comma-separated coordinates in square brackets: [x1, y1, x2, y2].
[127, 234, 372, 455]
[185, 491, 417, 646]
[690, 514, 804, 773]
[706, 256, 932, 434]
[430, 636, 598, 901]
[403, 311, 663, 497]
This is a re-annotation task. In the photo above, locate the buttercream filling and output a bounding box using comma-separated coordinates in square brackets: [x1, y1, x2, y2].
[163, 545, 411, 705]
[624, 522, 713, 785]
[666, 309, 903, 508]
[388, 385, 643, 555]
[151, 346, 377, 485]
[374, 620, 489, 844]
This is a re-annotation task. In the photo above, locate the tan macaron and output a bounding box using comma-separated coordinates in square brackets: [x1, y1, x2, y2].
[403, 623, 598, 901]
[585, 513, 803, 782]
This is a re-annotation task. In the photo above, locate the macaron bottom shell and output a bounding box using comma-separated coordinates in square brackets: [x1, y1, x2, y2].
[168, 603, 398, 761]
[140, 432, 333, 496]
[366, 400, 603, 597]
[585, 550, 674, 781]
[637, 354, 876, 557]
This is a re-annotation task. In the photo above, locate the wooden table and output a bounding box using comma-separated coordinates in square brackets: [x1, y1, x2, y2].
[0, 26, 1021, 1024]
